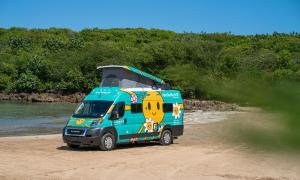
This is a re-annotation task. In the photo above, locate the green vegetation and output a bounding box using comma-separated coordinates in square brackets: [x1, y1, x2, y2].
[0, 27, 299, 98]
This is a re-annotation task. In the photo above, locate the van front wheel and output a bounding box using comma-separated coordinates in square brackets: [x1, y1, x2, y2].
[99, 133, 116, 151]
[160, 130, 173, 145]
[67, 144, 79, 149]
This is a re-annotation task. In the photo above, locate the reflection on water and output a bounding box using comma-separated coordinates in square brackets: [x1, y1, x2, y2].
[0, 101, 77, 137]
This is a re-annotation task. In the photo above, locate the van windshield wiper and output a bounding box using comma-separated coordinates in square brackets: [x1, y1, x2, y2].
[89, 113, 102, 118]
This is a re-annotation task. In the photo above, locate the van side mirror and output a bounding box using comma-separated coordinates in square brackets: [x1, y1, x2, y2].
[110, 111, 119, 120]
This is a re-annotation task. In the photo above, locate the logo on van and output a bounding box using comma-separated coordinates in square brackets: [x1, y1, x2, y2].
[95, 91, 111, 94]
[76, 119, 85, 125]
[162, 93, 179, 98]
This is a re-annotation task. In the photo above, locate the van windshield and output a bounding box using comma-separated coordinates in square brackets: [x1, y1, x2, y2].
[73, 100, 113, 118]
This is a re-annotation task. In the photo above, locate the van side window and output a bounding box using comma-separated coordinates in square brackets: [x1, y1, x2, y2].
[101, 74, 120, 87]
[131, 103, 142, 113]
[163, 103, 173, 112]
[111, 102, 125, 119]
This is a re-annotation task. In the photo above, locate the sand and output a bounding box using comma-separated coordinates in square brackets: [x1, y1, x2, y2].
[0, 110, 299, 180]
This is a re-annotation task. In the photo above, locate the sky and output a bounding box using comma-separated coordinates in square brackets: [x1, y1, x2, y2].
[0, 0, 299, 35]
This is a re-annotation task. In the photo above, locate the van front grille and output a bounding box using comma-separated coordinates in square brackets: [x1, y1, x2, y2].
[66, 128, 85, 136]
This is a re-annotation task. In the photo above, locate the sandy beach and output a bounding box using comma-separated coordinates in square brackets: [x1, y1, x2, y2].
[0, 110, 299, 180]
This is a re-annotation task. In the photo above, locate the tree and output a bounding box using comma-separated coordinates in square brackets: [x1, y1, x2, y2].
[14, 72, 43, 93]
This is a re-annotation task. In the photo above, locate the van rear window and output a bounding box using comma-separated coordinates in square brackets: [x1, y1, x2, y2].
[163, 103, 173, 112]
[131, 103, 143, 113]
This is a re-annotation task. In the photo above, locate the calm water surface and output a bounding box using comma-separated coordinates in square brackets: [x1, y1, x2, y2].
[0, 101, 77, 137]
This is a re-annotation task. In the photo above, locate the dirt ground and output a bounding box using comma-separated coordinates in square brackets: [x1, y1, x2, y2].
[0, 111, 299, 180]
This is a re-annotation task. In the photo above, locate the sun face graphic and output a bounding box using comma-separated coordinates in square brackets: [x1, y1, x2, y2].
[142, 91, 164, 124]
[173, 103, 181, 119]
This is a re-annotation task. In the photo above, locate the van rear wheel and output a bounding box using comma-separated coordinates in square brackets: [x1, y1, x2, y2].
[160, 130, 173, 145]
[99, 133, 116, 151]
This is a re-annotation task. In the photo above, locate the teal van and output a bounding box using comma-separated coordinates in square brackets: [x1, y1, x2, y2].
[63, 65, 184, 150]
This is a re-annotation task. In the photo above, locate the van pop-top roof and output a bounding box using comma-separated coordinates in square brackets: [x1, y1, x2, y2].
[97, 65, 167, 89]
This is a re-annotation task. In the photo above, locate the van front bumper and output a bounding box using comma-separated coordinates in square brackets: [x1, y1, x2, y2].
[63, 127, 101, 146]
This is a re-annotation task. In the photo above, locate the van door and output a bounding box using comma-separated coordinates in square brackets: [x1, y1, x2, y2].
[109, 101, 131, 142]
[128, 103, 145, 140]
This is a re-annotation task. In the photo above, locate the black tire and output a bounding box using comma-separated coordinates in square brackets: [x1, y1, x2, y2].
[160, 129, 173, 145]
[67, 144, 80, 149]
[99, 133, 116, 151]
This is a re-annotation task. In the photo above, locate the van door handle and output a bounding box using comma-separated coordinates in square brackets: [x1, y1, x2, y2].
[124, 118, 127, 124]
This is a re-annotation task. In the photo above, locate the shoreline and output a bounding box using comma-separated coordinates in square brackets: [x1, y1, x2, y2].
[0, 92, 238, 111]
[0, 133, 61, 140]
[0, 92, 86, 103]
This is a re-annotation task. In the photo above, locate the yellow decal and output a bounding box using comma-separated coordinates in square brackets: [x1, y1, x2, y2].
[124, 66, 131, 70]
[107, 104, 115, 114]
[179, 103, 184, 109]
[138, 125, 144, 134]
[121, 89, 138, 103]
[121, 89, 134, 95]
[76, 119, 85, 125]
[125, 105, 131, 111]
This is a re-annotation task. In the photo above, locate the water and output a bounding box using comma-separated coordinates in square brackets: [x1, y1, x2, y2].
[0, 101, 77, 137]
[0, 102, 239, 137]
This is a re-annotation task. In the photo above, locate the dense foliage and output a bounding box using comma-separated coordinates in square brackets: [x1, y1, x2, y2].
[0, 27, 300, 99]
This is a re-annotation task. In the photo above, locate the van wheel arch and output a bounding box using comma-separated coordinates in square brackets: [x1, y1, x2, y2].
[161, 125, 172, 134]
[101, 127, 118, 140]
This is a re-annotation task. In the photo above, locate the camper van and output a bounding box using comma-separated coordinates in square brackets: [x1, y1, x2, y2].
[63, 65, 184, 150]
